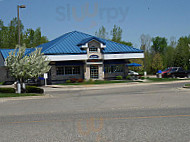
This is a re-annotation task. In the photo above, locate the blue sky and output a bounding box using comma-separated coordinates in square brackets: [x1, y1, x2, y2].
[0, 0, 190, 48]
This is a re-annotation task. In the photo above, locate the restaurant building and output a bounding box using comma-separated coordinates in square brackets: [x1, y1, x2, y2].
[0, 31, 144, 84]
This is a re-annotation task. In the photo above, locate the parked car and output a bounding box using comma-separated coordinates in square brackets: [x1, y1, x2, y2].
[162, 67, 190, 78]
[128, 70, 139, 76]
[162, 67, 177, 78]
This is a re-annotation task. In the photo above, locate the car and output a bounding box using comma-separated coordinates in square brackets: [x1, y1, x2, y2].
[128, 70, 139, 76]
[162, 67, 177, 78]
[162, 67, 190, 78]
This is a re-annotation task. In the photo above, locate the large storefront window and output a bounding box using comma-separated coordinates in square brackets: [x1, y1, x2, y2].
[104, 65, 123, 73]
[56, 66, 80, 75]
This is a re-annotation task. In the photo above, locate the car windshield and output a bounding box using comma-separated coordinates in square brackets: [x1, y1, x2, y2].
[171, 68, 178, 71]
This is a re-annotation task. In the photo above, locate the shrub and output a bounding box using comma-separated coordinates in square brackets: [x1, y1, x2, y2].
[66, 80, 71, 83]
[26, 86, 44, 94]
[0, 82, 4, 85]
[126, 75, 130, 80]
[116, 76, 123, 80]
[77, 78, 84, 83]
[70, 78, 78, 83]
[139, 72, 144, 76]
[126, 75, 133, 80]
[0, 88, 15, 93]
[141, 77, 145, 80]
[87, 79, 94, 83]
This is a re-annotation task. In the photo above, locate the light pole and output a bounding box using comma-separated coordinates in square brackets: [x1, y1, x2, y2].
[17, 5, 26, 46]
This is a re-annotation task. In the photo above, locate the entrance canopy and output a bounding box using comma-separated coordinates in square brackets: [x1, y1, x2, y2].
[127, 63, 142, 67]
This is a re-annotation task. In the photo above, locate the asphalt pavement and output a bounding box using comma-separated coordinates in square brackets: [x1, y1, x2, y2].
[0, 81, 190, 141]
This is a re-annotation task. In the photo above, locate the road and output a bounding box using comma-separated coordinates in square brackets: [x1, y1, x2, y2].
[0, 81, 190, 141]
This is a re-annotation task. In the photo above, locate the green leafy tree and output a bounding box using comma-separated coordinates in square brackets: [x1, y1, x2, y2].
[163, 46, 175, 68]
[151, 36, 167, 54]
[119, 41, 133, 46]
[0, 19, 3, 30]
[110, 25, 122, 42]
[174, 36, 190, 70]
[95, 26, 108, 39]
[0, 18, 48, 49]
[23, 28, 35, 48]
[151, 53, 164, 73]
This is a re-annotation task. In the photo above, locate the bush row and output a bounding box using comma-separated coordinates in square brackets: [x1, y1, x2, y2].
[0, 88, 15, 93]
[66, 78, 84, 83]
[0, 86, 44, 94]
[26, 86, 44, 94]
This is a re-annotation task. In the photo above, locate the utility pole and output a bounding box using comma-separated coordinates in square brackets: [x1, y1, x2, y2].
[17, 5, 26, 46]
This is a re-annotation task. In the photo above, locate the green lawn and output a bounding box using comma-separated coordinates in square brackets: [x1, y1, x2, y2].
[0, 93, 42, 98]
[146, 78, 180, 82]
[185, 84, 190, 87]
[58, 77, 190, 85]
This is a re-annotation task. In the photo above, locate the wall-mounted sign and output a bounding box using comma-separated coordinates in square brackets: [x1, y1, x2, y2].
[89, 55, 99, 59]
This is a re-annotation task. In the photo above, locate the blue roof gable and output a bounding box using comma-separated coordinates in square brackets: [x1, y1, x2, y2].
[77, 36, 106, 46]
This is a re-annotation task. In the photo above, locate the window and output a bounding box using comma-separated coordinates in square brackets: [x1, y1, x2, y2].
[56, 67, 64, 75]
[104, 65, 123, 73]
[89, 46, 98, 52]
[56, 66, 80, 75]
[73, 66, 80, 74]
[65, 67, 72, 75]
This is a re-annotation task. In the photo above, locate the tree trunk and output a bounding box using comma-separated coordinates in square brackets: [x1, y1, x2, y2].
[16, 82, 21, 94]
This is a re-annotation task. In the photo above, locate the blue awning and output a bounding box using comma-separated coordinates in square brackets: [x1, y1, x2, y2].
[127, 63, 142, 67]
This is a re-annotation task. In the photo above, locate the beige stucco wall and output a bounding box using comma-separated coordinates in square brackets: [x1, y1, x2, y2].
[87, 40, 103, 59]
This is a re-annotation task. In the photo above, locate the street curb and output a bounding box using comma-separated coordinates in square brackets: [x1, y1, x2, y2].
[183, 86, 190, 89]
[43, 80, 190, 91]
[0, 94, 52, 102]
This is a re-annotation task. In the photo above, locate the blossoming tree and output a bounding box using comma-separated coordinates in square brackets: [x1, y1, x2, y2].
[5, 44, 51, 93]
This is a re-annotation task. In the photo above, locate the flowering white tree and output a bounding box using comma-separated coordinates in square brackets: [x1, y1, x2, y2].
[5, 44, 51, 93]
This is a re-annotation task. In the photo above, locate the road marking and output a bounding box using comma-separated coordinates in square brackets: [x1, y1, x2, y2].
[4, 114, 190, 124]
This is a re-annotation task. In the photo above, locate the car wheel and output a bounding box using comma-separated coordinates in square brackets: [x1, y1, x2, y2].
[187, 74, 190, 78]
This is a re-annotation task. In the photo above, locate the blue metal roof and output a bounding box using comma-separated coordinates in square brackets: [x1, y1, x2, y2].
[0, 48, 35, 60]
[0, 31, 143, 59]
[37, 31, 143, 55]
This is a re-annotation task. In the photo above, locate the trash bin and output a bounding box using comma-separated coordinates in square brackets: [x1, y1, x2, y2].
[156, 70, 162, 78]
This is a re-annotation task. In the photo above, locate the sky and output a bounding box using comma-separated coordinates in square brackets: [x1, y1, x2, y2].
[0, 0, 190, 48]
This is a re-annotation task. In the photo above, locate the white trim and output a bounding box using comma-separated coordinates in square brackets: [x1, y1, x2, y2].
[47, 54, 87, 61]
[86, 62, 103, 65]
[104, 53, 144, 60]
[81, 43, 88, 48]
[46, 53, 144, 61]
[100, 43, 106, 48]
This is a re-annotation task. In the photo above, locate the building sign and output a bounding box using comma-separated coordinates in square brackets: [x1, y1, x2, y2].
[89, 55, 99, 59]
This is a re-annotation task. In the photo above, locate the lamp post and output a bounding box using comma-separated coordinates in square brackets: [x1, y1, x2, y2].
[17, 5, 26, 46]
